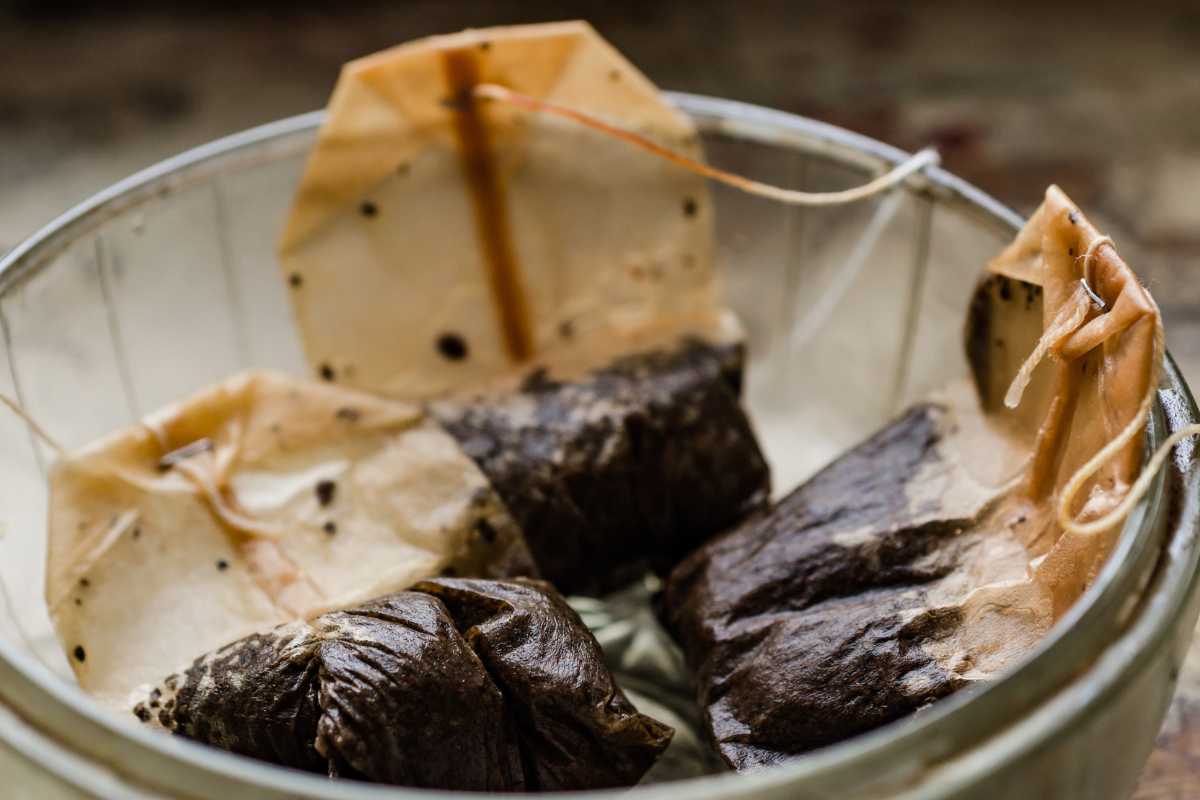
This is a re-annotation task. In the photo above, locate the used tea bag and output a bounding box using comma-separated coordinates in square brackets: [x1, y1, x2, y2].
[974, 186, 1162, 611]
[278, 20, 723, 399]
[140, 591, 523, 788]
[663, 186, 1164, 767]
[48, 372, 534, 710]
[416, 578, 675, 790]
[50, 338, 768, 710]
[138, 578, 672, 791]
[433, 338, 770, 595]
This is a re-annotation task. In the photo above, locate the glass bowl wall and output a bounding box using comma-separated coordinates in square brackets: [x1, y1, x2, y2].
[0, 95, 1196, 799]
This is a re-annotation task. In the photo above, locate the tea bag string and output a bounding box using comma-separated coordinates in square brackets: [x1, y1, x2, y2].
[1003, 236, 1120, 413]
[1047, 269, 1200, 537]
[473, 84, 940, 205]
[0, 391, 64, 457]
[1003, 282, 1091, 410]
[1080, 236, 1113, 311]
[0, 391, 285, 542]
[1057, 388, 1200, 537]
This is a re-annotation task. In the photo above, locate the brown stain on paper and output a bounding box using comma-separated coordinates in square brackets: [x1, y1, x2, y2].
[442, 49, 533, 363]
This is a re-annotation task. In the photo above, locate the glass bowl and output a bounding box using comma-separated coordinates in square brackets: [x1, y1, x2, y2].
[0, 94, 1197, 799]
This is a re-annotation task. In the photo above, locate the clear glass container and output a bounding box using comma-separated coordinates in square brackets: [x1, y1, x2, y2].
[0, 94, 1196, 799]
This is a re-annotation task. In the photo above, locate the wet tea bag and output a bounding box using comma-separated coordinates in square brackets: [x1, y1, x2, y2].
[975, 185, 1162, 612]
[137, 578, 672, 791]
[432, 338, 770, 595]
[663, 186, 1166, 767]
[278, 20, 726, 399]
[50, 340, 770, 711]
[48, 372, 533, 710]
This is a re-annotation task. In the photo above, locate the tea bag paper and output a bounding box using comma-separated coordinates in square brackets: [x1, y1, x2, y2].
[279, 21, 721, 399]
[47, 371, 531, 709]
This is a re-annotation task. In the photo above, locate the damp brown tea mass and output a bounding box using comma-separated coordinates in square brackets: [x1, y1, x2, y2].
[145, 593, 521, 787]
[415, 578, 675, 790]
[138, 579, 672, 791]
[662, 404, 1001, 768]
[433, 339, 771, 595]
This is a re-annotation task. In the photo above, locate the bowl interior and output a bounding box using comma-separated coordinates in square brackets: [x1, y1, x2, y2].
[0, 97, 1173, 798]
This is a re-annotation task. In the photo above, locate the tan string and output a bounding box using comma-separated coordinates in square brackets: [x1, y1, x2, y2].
[0, 388, 285, 543]
[473, 83, 940, 206]
[1004, 282, 1091, 410]
[0, 392, 64, 457]
[1052, 308, 1195, 536]
[170, 420, 285, 542]
[1079, 235, 1113, 295]
[1005, 236, 1119, 412]
[1058, 405, 1200, 536]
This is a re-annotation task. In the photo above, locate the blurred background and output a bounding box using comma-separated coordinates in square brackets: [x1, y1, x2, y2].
[5, 1, 1200, 373]
[2, 2, 1199, 796]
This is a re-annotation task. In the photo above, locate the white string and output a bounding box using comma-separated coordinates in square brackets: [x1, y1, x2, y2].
[473, 83, 940, 206]
[788, 189, 906, 350]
